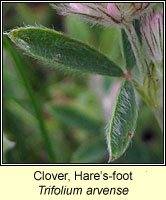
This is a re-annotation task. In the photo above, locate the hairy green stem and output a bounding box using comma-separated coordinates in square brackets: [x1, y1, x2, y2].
[3, 35, 56, 163]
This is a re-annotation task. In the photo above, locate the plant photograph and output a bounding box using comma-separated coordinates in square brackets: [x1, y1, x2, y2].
[3, 2, 164, 164]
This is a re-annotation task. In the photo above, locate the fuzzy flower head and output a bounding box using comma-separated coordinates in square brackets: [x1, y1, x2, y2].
[53, 3, 153, 27]
[141, 9, 163, 65]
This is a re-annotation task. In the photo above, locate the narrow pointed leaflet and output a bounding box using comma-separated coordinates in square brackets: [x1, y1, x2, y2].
[107, 79, 137, 161]
[7, 27, 123, 77]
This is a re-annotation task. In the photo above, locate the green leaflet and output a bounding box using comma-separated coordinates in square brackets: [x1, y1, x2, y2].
[121, 29, 136, 70]
[7, 27, 123, 77]
[107, 80, 137, 162]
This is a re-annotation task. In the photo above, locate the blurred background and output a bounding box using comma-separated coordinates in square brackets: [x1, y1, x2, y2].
[3, 3, 163, 164]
